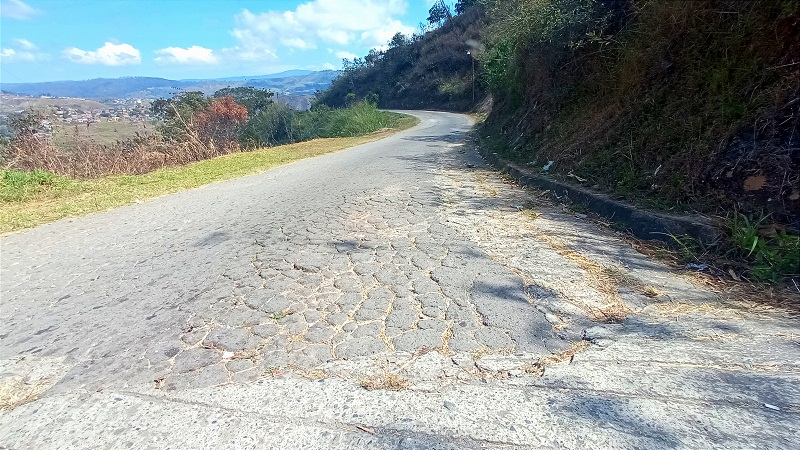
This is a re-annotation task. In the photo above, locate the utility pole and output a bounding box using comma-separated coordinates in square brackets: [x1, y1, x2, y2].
[467, 50, 475, 103]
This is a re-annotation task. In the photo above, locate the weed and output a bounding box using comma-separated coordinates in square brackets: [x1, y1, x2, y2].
[727, 212, 800, 281]
[523, 340, 592, 376]
[263, 366, 282, 376]
[641, 285, 662, 298]
[661, 233, 704, 262]
[270, 310, 292, 321]
[571, 202, 589, 214]
[611, 221, 628, 232]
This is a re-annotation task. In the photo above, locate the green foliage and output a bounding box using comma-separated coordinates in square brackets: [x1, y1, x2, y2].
[239, 100, 404, 148]
[151, 91, 211, 142]
[1, 169, 56, 202]
[298, 101, 404, 139]
[438, 77, 469, 97]
[389, 32, 410, 48]
[455, 0, 478, 15]
[728, 213, 800, 281]
[428, 0, 453, 26]
[149, 87, 404, 151]
[7, 110, 49, 137]
[479, 37, 518, 96]
[481, 0, 798, 228]
[486, 0, 623, 49]
[213, 86, 274, 116]
[240, 102, 300, 148]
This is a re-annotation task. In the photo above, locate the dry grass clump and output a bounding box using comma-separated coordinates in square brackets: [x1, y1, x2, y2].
[0, 375, 50, 410]
[522, 341, 591, 377]
[359, 371, 409, 391]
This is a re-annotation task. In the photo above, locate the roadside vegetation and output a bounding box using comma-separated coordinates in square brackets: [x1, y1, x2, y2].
[0, 88, 416, 233]
[476, 0, 798, 282]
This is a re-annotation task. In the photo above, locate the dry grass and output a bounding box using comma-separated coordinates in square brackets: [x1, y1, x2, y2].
[1, 123, 416, 234]
[0, 357, 68, 410]
[653, 301, 723, 317]
[359, 371, 409, 391]
[536, 235, 633, 322]
[4, 132, 228, 179]
[522, 341, 591, 377]
[0, 376, 51, 410]
[602, 266, 662, 298]
[52, 121, 153, 149]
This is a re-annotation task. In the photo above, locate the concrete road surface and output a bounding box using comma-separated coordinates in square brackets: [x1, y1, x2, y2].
[1, 111, 798, 449]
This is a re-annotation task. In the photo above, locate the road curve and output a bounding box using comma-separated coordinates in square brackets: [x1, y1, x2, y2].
[1, 111, 798, 449]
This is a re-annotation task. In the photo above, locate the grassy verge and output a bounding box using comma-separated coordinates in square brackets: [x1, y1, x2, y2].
[1, 115, 418, 234]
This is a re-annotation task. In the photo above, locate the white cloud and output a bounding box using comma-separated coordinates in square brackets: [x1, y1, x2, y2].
[13, 38, 36, 49]
[0, 0, 40, 20]
[155, 45, 217, 64]
[334, 50, 358, 60]
[229, 0, 415, 60]
[281, 37, 314, 50]
[63, 42, 141, 66]
[0, 48, 26, 61]
[0, 38, 46, 62]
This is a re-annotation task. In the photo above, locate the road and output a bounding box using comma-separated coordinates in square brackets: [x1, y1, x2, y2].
[1, 111, 798, 449]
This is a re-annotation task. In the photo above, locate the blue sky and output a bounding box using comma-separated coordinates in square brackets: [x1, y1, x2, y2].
[0, 0, 443, 83]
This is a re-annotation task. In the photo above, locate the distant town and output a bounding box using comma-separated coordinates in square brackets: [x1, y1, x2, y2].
[49, 98, 154, 125]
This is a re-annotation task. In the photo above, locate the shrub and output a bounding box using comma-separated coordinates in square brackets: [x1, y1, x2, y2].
[194, 96, 248, 152]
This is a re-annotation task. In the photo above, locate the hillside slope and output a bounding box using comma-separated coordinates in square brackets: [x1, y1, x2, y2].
[315, 7, 488, 111]
[479, 0, 798, 229]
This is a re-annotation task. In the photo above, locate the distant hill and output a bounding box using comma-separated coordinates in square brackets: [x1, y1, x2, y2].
[0, 70, 340, 100]
[210, 70, 314, 82]
[0, 94, 107, 115]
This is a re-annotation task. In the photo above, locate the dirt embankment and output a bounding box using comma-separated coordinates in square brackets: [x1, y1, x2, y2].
[481, 0, 799, 230]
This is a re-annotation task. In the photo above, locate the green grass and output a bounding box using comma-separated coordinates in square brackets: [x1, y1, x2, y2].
[309, 101, 409, 138]
[1, 115, 417, 234]
[1, 169, 57, 202]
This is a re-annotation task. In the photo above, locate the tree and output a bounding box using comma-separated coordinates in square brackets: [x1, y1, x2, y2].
[8, 110, 49, 138]
[427, 0, 453, 26]
[389, 32, 409, 48]
[150, 91, 211, 142]
[194, 96, 248, 151]
[364, 48, 384, 66]
[455, 0, 476, 14]
[239, 102, 298, 148]
[213, 87, 274, 116]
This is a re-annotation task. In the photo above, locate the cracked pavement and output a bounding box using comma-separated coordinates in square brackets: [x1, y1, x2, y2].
[1, 111, 798, 449]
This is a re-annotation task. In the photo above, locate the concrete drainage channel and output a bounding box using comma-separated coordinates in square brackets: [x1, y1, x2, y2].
[476, 145, 721, 248]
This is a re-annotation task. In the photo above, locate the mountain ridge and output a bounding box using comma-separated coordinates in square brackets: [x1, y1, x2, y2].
[0, 70, 339, 100]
